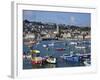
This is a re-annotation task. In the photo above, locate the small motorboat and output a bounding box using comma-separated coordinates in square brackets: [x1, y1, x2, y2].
[65, 55, 80, 62]
[75, 46, 85, 49]
[76, 53, 91, 59]
[31, 50, 40, 53]
[43, 44, 47, 48]
[70, 42, 77, 45]
[24, 55, 31, 60]
[60, 54, 80, 62]
[55, 48, 66, 51]
[46, 56, 56, 64]
[48, 43, 54, 47]
[83, 59, 91, 66]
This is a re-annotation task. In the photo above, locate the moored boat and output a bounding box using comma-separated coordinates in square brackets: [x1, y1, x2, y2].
[75, 46, 85, 49]
[30, 50, 42, 64]
[45, 56, 56, 64]
[55, 48, 66, 51]
[70, 42, 77, 45]
[83, 59, 91, 66]
[31, 50, 40, 54]
[43, 44, 47, 48]
[60, 54, 80, 62]
[65, 55, 80, 62]
[31, 57, 42, 64]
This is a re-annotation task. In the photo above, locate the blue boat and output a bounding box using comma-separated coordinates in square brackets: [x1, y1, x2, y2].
[66, 56, 80, 62]
[61, 54, 80, 62]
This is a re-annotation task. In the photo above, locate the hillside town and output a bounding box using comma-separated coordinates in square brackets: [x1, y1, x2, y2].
[23, 20, 91, 42]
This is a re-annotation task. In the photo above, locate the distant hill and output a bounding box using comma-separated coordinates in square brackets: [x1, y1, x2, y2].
[23, 20, 90, 31]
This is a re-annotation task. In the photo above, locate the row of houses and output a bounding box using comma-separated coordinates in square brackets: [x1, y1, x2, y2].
[23, 21, 91, 40]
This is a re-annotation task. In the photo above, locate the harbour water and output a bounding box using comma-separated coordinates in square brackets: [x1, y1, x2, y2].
[23, 39, 91, 69]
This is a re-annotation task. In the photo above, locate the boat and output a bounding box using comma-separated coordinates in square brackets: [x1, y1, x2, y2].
[46, 56, 56, 64]
[48, 43, 54, 47]
[70, 42, 77, 45]
[82, 41, 91, 45]
[65, 55, 80, 62]
[75, 46, 85, 49]
[83, 59, 91, 66]
[76, 53, 91, 59]
[60, 54, 80, 62]
[23, 55, 31, 60]
[31, 50, 40, 53]
[31, 57, 42, 64]
[55, 48, 66, 51]
[43, 44, 47, 48]
[30, 50, 42, 64]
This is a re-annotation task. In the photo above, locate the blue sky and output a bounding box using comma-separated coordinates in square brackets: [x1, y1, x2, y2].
[23, 10, 91, 27]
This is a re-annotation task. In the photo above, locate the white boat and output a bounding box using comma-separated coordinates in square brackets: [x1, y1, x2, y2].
[46, 56, 56, 64]
[23, 55, 31, 60]
[70, 42, 77, 45]
[43, 44, 47, 48]
[83, 59, 91, 66]
[75, 46, 85, 49]
[48, 43, 54, 47]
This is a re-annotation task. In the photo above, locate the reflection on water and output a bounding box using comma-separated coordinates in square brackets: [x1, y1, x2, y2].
[43, 63, 56, 68]
[23, 58, 85, 69]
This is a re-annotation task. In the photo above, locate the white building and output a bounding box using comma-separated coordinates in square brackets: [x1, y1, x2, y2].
[24, 33, 35, 39]
[85, 35, 91, 39]
[63, 32, 71, 39]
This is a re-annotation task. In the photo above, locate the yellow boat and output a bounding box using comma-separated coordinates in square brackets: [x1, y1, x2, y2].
[30, 50, 40, 54]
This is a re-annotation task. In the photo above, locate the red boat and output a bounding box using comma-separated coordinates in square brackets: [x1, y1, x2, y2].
[31, 60, 42, 64]
[55, 48, 66, 51]
[31, 57, 42, 64]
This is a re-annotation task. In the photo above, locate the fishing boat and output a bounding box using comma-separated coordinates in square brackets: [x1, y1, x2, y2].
[48, 42, 54, 47]
[23, 55, 31, 59]
[70, 42, 77, 45]
[83, 59, 91, 66]
[31, 50, 40, 53]
[60, 54, 80, 62]
[55, 48, 66, 51]
[75, 46, 85, 49]
[46, 56, 56, 64]
[31, 57, 42, 64]
[66, 55, 80, 62]
[43, 41, 54, 48]
[76, 53, 90, 59]
[30, 50, 42, 64]
[43, 44, 47, 48]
